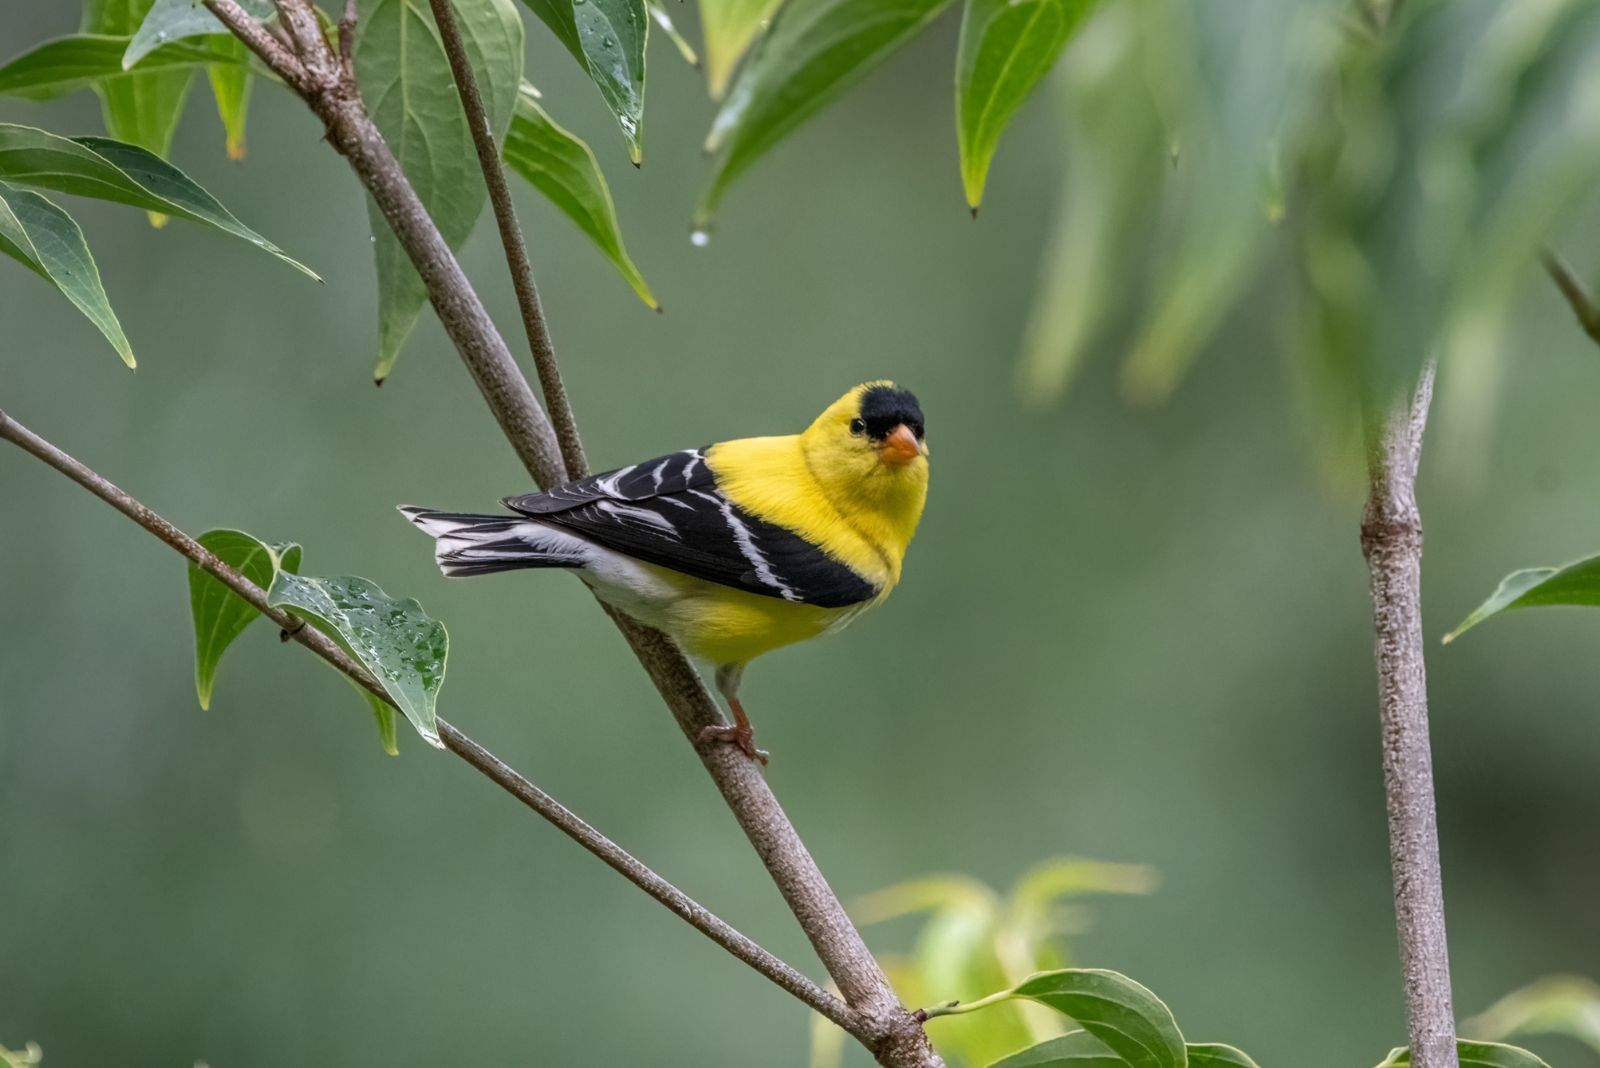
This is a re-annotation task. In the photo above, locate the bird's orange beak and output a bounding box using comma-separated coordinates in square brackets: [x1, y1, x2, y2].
[877, 423, 927, 465]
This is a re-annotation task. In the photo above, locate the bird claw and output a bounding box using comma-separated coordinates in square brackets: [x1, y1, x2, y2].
[697, 722, 769, 765]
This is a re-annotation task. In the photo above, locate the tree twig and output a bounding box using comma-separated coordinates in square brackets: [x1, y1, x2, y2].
[196, 9, 941, 1063]
[427, 0, 587, 479]
[1543, 250, 1600, 346]
[0, 406, 864, 1042]
[1360, 360, 1457, 1068]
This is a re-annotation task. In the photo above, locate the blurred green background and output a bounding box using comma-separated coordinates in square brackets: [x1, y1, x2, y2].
[3, 2, 1600, 1065]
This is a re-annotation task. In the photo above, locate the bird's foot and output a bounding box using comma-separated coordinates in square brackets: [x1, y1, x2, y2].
[697, 722, 769, 765]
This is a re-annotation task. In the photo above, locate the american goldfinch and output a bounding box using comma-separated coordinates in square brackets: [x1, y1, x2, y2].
[401, 382, 929, 763]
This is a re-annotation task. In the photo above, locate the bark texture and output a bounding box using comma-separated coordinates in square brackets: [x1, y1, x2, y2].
[1360, 363, 1457, 1068]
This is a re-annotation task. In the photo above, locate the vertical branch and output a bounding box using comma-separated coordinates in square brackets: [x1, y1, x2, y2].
[427, 0, 588, 479]
[1360, 360, 1457, 1068]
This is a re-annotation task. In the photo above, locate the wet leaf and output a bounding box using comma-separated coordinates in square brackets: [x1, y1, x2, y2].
[0, 124, 318, 278]
[267, 572, 448, 748]
[698, 0, 955, 224]
[356, 0, 523, 380]
[0, 180, 133, 367]
[124, 0, 275, 67]
[1444, 555, 1600, 644]
[517, 0, 648, 162]
[187, 530, 301, 710]
[502, 85, 656, 307]
[954, 0, 1095, 209]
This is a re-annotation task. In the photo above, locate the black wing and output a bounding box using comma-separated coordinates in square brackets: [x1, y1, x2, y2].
[503, 449, 878, 609]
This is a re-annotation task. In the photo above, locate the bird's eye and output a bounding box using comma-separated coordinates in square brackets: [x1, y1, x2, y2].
[848, 418, 866, 435]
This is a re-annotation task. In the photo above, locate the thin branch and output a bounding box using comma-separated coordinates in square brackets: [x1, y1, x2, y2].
[0, 406, 864, 1042]
[427, 0, 587, 479]
[1543, 250, 1600, 346]
[1360, 360, 1457, 1068]
[200, 14, 941, 1064]
[204, 0, 306, 90]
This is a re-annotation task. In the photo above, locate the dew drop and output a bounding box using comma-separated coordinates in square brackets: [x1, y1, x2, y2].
[602, 36, 615, 47]
[690, 228, 711, 248]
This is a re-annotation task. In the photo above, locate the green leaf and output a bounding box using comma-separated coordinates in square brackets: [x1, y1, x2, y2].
[1375, 1041, 1552, 1068]
[0, 34, 241, 100]
[188, 530, 301, 710]
[1464, 975, 1600, 1054]
[266, 572, 448, 749]
[355, 0, 523, 380]
[1009, 969, 1186, 1068]
[0, 180, 134, 367]
[1443, 555, 1600, 643]
[697, 0, 783, 99]
[502, 86, 657, 308]
[124, 0, 275, 68]
[954, 0, 1094, 210]
[207, 38, 254, 161]
[85, 0, 196, 161]
[516, 0, 648, 162]
[0, 124, 318, 278]
[351, 681, 401, 756]
[1185, 1043, 1259, 1068]
[988, 1031, 1128, 1068]
[648, 1, 700, 69]
[697, 0, 955, 224]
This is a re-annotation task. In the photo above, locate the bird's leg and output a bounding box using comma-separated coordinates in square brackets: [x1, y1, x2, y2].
[697, 663, 769, 765]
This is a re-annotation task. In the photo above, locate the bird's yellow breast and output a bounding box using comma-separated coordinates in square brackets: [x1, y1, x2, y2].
[706, 435, 918, 589]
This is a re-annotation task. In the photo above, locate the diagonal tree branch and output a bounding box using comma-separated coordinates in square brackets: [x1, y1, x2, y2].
[0, 405, 864, 1042]
[1360, 360, 1457, 1068]
[1543, 250, 1600, 347]
[200, 4, 940, 1063]
[428, 0, 587, 480]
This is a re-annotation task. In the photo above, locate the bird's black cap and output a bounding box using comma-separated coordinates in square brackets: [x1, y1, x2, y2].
[858, 385, 924, 440]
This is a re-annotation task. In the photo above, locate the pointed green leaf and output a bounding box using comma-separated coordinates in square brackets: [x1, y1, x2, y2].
[124, 0, 275, 68]
[1376, 1041, 1551, 1068]
[503, 86, 657, 308]
[1009, 969, 1185, 1068]
[697, 0, 955, 225]
[188, 530, 302, 710]
[516, 0, 647, 162]
[648, 1, 700, 68]
[0, 180, 134, 367]
[988, 1031, 1128, 1068]
[1444, 555, 1600, 643]
[85, 0, 196, 161]
[208, 39, 254, 160]
[954, 0, 1095, 209]
[0, 124, 318, 278]
[1186, 1044, 1259, 1068]
[267, 573, 448, 749]
[0, 34, 241, 100]
[698, 0, 784, 99]
[350, 681, 401, 755]
[355, 0, 523, 380]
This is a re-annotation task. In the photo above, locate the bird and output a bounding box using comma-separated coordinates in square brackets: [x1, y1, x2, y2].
[400, 382, 930, 764]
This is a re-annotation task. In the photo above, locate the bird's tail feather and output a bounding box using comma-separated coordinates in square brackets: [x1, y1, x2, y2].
[399, 506, 585, 578]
